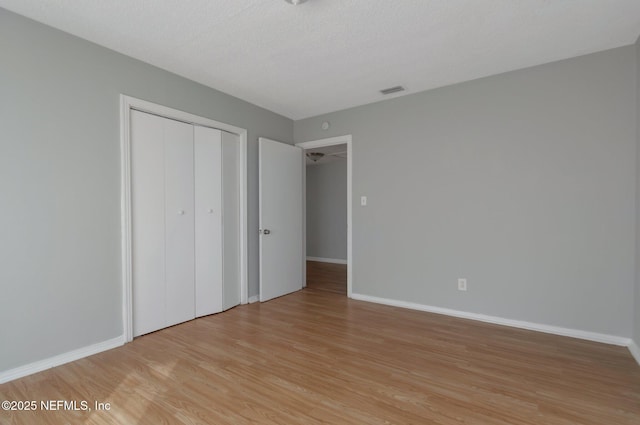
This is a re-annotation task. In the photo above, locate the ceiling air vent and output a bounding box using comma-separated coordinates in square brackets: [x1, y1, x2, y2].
[380, 86, 405, 95]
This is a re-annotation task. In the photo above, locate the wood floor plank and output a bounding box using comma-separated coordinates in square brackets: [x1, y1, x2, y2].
[306, 261, 347, 295]
[1, 287, 639, 424]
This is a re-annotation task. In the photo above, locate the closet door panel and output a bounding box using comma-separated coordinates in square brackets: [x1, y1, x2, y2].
[131, 111, 166, 336]
[194, 126, 223, 317]
[164, 119, 196, 327]
[222, 131, 241, 311]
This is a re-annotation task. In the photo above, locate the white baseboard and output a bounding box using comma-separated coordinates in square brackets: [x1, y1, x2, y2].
[628, 341, 640, 366]
[350, 293, 631, 347]
[248, 295, 259, 304]
[0, 335, 125, 384]
[306, 256, 347, 265]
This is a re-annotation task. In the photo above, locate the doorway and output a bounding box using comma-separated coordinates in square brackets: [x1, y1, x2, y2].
[296, 136, 353, 297]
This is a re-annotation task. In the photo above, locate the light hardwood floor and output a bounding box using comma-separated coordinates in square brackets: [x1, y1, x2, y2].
[1, 289, 639, 424]
[306, 260, 347, 295]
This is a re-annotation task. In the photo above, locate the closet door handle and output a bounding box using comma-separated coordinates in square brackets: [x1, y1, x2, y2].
[208, 209, 214, 214]
[178, 210, 185, 215]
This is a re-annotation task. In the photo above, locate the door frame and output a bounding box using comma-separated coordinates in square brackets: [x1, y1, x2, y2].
[296, 135, 353, 297]
[120, 94, 248, 342]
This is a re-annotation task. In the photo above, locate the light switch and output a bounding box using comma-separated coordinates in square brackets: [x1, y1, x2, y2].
[361, 196, 367, 206]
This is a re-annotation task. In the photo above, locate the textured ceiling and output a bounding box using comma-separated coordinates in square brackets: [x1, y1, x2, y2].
[2, 0, 640, 120]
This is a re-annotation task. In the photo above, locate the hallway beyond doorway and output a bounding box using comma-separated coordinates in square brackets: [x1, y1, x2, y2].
[306, 260, 347, 295]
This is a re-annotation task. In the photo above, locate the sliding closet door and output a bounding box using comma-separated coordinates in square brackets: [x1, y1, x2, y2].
[194, 127, 223, 317]
[164, 119, 196, 327]
[131, 110, 166, 336]
[222, 131, 241, 310]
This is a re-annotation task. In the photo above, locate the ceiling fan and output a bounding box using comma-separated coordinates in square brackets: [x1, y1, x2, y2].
[305, 150, 347, 163]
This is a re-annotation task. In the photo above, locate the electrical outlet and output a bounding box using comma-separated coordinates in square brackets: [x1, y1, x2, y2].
[458, 278, 467, 291]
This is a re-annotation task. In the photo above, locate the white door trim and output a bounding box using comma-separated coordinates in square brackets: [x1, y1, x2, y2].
[120, 94, 248, 342]
[296, 135, 353, 298]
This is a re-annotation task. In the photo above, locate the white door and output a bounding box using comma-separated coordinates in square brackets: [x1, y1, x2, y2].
[222, 131, 241, 310]
[130, 107, 244, 337]
[194, 126, 223, 317]
[259, 138, 304, 302]
[131, 111, 195, 335]
[131, 110, 166, 336]
[161, 117, 196, 328]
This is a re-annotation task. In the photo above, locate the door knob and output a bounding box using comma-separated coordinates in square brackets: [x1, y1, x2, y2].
[208, 209, 214, 214]
[178, 210, 185, 215]
[263, 229, 271, 235]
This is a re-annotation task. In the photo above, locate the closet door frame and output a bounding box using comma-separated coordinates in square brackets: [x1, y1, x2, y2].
[120, 94, 248, 342]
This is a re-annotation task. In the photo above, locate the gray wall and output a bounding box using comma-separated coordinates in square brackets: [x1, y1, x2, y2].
[295, 46, 637, 338]
[306, 160, 347, 260]
[0, 9, 292, 372]
[635, 36, 640, 346]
